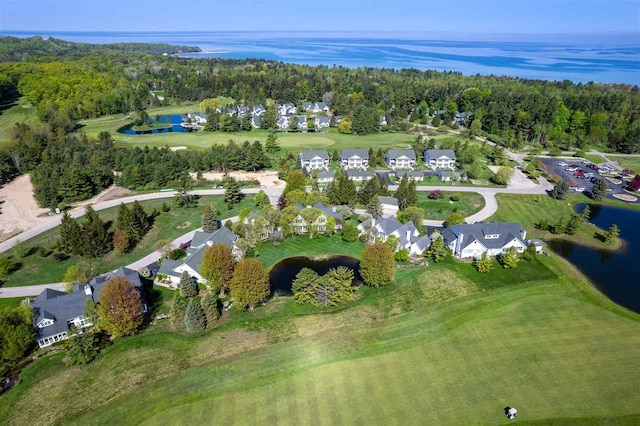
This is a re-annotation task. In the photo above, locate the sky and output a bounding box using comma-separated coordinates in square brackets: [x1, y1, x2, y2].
[0, 0, 638, 34]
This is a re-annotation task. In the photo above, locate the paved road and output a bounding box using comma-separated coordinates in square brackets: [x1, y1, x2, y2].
[0, 282, 66, 298]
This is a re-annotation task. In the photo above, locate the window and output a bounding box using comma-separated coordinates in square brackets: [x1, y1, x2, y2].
[484, 234, 500, 239]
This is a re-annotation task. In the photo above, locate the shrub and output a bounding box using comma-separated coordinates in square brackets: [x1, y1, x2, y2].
[474, 253, 493, 273]
[445, 213, 465, 227]
[450, 192, 462, 201]
[0, 256, 16, 276]
[395, 248, 410, 262]
[428, 190, 442, 199]
[360, 242, 395, 287]
[38, 246, 52, 257]
[549, 147, 562, 156]
[65, 331, 108, 366]
[138, 267, 151, 278]
[627, 175, 640, 192]
[341, 223, 359, 242]
[11, 243, 29, 259]
[499, 247, 520, 269]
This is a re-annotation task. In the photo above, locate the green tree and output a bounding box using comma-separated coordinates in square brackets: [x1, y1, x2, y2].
[551, 180, 569, 200]
[360, 242, 395, 287]
[83, 299, 98, 325]
[283, 170, 307, 194]
[341, 222, 360, 242]
[170, 293, 188, 330]
[445, 213, 465, 227]
[223, 177, 243, 210]
[115, 203, 132, 238]
[591, 178, 608, 201]
[59, 211, 83, 255]
[467, 160, 484, 180]
[605, 224, 620, 244]
[491, 166, 514, 185]
[184, 299, 206, 333]
[0, 306, 34, 364]
[96, 276, 144, 337]
[474, 253, 493, 273]
[200, 293, 220, 325]
[202, 204, 219, 233]
[366, 197, 383, 218]
[254, 190, 270, 208]
[523, 242, 538, 261]
[200, 244, 236, 296]
[500, 247, 520, 269]
[292, 268, 322, 306]
[286, 189, 308, 206]
[338, 118, 352, 134]
[565, 214, 583, 235]
[265, 133, 281, 153]
[324, 266, 356, 305]
[581, 205, 591, 222]
[129, 201, 149, 242]
[81, 206, 112, 258]
[0, 256, 16, 277]
[230, 259, 270, 310]
[66, 331, 104, 365]
[358, 175, 380, 205]
[426, 232, 447, 262]
[179, 271, 198, 298]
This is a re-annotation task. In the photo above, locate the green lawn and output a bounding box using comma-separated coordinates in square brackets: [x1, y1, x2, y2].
[0, 97, 39, 144]
[1, 196, 253, 287]
[0, 297, 26, 310]
[608, 156, 640, 174]
[2, 249, 639, 425]
[489, 193, 629, 249]
[415, 191, 485, 220]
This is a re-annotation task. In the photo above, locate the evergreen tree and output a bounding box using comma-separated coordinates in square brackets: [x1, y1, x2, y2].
[407, 180, 418, 208]
[202, 204, 219, 233]
[333, 173, 357, 206]
[59, 211, 83, 255]
[396, 176, 411, 210]
[200, 293, 220, 325]
[170, 293, 188, 330]
[565, 214, 583, 235]
[366, 197, 383, 218]
[224, 177, 243, 210]
[81, 206, 111, 258]
[179, 271, 198, 298]
[358, 175, 379, 205]
[129, 201, 149, 242]
[551, 180, 569, 200]
[426, 232, 447, 262]
[591, 178, 608, 200]
[265, 133, 280, 153]
[605, 224, 620, 244]
[581, 205, 591, 222]
[184, 299, 206, 333]
[377, 174, 389, 195]
[115, 203, 132, 236]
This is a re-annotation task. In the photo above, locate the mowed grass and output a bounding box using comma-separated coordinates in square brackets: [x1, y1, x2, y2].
[416, 191, 485, 220]
[256, 234, 366, 269]
[2, 252, 639, 425]
[608, 156, 640, 174]
[489, 193, 623, 249]
[0, 97, 38, 144]
[2, 196, 253, 287]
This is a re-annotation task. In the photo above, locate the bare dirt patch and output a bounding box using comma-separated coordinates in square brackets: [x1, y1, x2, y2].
[0, 175, 50, 242]
[190, 170, 285, 189]
[75, 185, 134, 206]
[169, 146, 187, 151]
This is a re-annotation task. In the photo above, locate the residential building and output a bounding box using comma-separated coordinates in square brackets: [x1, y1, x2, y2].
[314, 116, 331, 128]
[316, 170, 336, 184]
[395, 171, 425, 182]
[357, 216, 430, 256]
[345, 170, 375, 182]
[455, 111, 473, 126]
[277, 103, 297, 116]
[441, 222, 528, 259]
[302, 101, 313, 112]
[32, 267, 146, 348]
[243, 210, 273, 241]
[237, 105, 250, 118]
[341, 149, 369, 169]
[424, 149, 456, 169]
[386, 149, 417, 169]
[291, 203, 343, 234]
[276, 116, 288, 129]
[251, 115, 262, 129]
[252, 104, 266, 116]
[299, 149, 330, 171]
[436, 170, 465, 182]
[295, 115, 308, 131]
[158, 227, 243, 285]
[312, 102, 329, 113]
[185, 113, 207, 125]
[378, 195, 399, 213]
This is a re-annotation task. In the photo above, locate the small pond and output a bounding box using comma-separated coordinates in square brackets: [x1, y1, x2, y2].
[118, 114, 196, 135]
[548, 203, 640, 313]
[269, 255, 362, 294]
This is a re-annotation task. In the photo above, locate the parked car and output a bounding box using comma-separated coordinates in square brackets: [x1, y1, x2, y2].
[566, 167, 578, 172]
[557, 162, 569, 167]
[582, 161, 592, 164]
[575, 187, 586, 192]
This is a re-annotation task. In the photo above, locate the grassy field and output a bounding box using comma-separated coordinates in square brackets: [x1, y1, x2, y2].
[0, 297, 26, 310]
[1, 247, 639, 425]
[608, 156, 640, 173]
[1, 196, 253, 287]
[416, 191, 485, 220]
[0, 97, 39, 144]
[488, 193, 630, 249]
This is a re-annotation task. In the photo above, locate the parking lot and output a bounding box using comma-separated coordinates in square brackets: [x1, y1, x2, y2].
[539, 157, 610, 193]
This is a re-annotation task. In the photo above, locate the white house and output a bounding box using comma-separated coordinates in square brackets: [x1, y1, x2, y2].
[277, 103, 297, 116]
[316, 169, 336, 184]
[395, 170, 425, 182]
[157, 228, 243, 285]
[314, 116, 331, 128]
[186, 112, 207, 125]
[291, 203, 343, 234]
[299, 149, 330, 171]
[358, 216, 430, 255]
[345, 170, 375, 182]
[379, 116, 388, 126]
[441, 222, 528, 259]
[312, 102, 329, 113]
[31, 267, 146, 348]
[386, 149, 416, 169]
[252, 104, 266, 116]
[424, 149, 456, 169]
[341, 149, 369, 169]
[378, 195, 399, 214]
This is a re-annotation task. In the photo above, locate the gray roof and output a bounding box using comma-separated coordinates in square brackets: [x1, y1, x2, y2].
[437, 170, 455, 177]
[317, 170, 336, 179]
[425, 149, 456, 160]
[163, 228, 239, 277]
[375, 216, 403, 234]
[387, 149, 416, 160]
[395, 171, 425, 178]
[296, 116, 308, 125]
[299, 150, 329, 161]
[314, 101, 327, 110]
[302, 101, 313, 109]
[378, 196, 399, 206]
[315, 116, 331, 125]
[447, 222, 526, 251]
[346, 170, 374, 178]
[32, 267, 143, 340]
[413, 234, 432, 250]
[157, 259, 182, 278]
[313, 202, 343, 221]
[341, 149, 369, 160]
[191, 228, 238, 250]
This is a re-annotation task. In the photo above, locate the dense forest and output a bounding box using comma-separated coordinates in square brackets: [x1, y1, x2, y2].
[0, 36, 200, 62]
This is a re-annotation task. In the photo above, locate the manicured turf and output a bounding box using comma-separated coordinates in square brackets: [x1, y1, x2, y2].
[489, 193, 624, 249]
[0, 297, 26, 310]
[2, 196, 253, 286]
[2, 251, 639, 425]
[0, 97, 38, 144]
[608, 156, 640, 174]
[415, 191, 485, 220]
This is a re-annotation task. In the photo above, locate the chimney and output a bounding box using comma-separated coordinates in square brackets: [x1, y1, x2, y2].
[84, 285, 93, 296]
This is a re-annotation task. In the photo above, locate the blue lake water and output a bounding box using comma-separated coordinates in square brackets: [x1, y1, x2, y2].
[4, 31, 640, 84]
[549, 204, 640, 314]
[119, 114, 193, 135]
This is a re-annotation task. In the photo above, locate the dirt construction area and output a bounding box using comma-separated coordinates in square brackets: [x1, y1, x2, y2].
[0, 175, 50, 242]
[190, 170, 285, 189]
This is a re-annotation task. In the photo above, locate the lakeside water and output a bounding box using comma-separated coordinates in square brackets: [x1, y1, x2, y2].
[548, 204, 640, 314]
[3, 31, 640, 84]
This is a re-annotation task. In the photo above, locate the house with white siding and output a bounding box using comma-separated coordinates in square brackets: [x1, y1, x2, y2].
[357, 216, 430, 255]
[395, 170, 425, 182]
[345, 170, 375, 182]
[341, 149, 369, 169]
[386, 149, 416, 169]
[441, 222, 528, 259]
[424, 149, 456, 169]
[299, 150, 330, 171]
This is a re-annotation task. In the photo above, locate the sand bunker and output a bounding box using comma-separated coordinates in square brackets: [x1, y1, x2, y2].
[190, 170, 285, 188]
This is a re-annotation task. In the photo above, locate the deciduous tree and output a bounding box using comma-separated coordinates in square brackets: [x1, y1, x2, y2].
[96, 276, 144, 337]
[360, 242, 395, 287]
[230, 259, 270, 310]
[200, 244, 236, 296]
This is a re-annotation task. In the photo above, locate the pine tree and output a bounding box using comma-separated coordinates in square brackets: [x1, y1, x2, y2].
[59, 211, 83, 255]
[265, 133, 280, 153]
[358, 175, 379, 205]
[202, 204, 219, 233]
[360, 242, 395, 287]
[581, 205, 591, 222]
[396, 175, 410, 210]
[81, 206, 111, 258]
[170, 293, 188, 330]
[184, 299, 206, 333]
[407, 180, 417, 208]
[334, 173, 357, 206]
[426, 233, 447, 262]
[377, 174, 389, 195]
[605, 224, 620, 244]
[129, 201, 149, 242]
[179, 271, 198, 298]
[551, 180, 569, 200]
[224, 177, 243, 210]
[591, 178, 608, 201]
[366, 197, 383, 218]
[115, 203, 132, 236]
[200, 293, 220, 325]
[565, 214, 582, 235]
